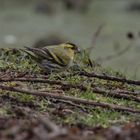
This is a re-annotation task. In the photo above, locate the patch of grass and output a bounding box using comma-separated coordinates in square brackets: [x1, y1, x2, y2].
[0, 48, 139, 127]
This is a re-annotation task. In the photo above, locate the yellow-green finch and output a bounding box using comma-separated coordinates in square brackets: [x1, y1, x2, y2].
[22, 42, 80, 73]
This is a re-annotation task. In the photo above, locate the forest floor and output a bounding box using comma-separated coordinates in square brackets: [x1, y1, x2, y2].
[0, 48, 140, 140]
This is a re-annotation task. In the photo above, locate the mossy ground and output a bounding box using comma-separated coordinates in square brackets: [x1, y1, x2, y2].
[0, 48, 140, 128]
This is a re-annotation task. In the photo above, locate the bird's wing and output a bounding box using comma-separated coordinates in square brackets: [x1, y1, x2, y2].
[43, 46, 71, 66]
[24, 46, 48, 59]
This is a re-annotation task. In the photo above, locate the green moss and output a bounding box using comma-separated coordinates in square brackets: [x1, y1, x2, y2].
[0, 48, 139, 127]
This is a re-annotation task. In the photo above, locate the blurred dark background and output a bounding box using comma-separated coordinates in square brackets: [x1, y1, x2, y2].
[1, 0, 140, 78]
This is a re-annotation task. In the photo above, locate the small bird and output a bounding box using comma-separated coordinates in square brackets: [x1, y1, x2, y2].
[22, 42, 80, 73]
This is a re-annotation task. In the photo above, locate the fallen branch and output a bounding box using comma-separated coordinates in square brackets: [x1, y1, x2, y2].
[0, 77, 139, 94]
[116, 89, 140, 96]
[91, 83, 140, 96]
[91, 87, 140, 103]
[1, 70, 140, 86]
[61, 85, 140, 103]
[0, 84, 139, 114]
[78, 71, 140, 86]
[0, 77, 140, 103]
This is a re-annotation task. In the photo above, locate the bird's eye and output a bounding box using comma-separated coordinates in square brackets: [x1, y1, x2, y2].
[71, 46, 76, 50]
[65, 42, 79, 51]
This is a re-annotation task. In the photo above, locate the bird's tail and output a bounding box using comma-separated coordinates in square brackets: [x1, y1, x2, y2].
[20, 46, 38, 60]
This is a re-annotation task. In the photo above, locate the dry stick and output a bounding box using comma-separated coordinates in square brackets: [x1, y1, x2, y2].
[0, 77, 140, 103]
[61, 71, 140, 87]
[78, 71, 140, 86]
[91, 83, 140, 96]
[87, 24, 105, 55]
[62, 85, 140, 103]
[0, 77, 63, 85]
[117, 89, 140, 96]
[32, 76, 140, 96]
[91, 87, 140, 103]
[1, 70, 140, 86]
[0, 84, 139, 114]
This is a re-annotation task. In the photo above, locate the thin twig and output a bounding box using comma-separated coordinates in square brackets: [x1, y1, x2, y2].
[0, 77, 139, 102]
[116, 89, 140, 96]
[1, 70, 140, 86]
[91, 87, 140, 103]
[78, 71, 140, 86]
[0, 84, 139, 114]
[87, 24, 105, 55]
[61, 85, 140, 103]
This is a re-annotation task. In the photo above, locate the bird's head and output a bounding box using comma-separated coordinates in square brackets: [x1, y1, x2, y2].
[64, 42, 80, 53]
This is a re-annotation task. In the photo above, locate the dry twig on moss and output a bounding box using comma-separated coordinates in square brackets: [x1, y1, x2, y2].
[78, 71, 140, 86]
[0, 77, 139, 103]
[0, 84, 139, 114]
